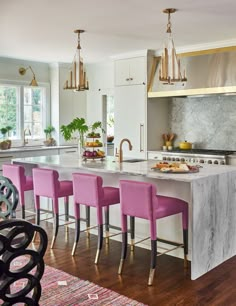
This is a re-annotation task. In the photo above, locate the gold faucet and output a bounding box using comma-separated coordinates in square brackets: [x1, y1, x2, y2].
[118, 138, 133, 162]
[23, 128, 31, 145]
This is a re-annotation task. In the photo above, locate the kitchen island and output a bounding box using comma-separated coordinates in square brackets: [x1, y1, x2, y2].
[12, 154, 236, 280]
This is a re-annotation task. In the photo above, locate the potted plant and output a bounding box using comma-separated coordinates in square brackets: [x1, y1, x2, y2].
[44, 125, 56, 146]
[60, 117, 89, 154]
[0, 126, 13, 149]
[60, 118, 104, 155]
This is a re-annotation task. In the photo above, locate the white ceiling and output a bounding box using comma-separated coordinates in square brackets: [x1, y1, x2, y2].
[1, 0, 236, 64]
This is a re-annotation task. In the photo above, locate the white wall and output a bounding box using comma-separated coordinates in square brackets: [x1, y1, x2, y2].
[58, 64, 87, 145]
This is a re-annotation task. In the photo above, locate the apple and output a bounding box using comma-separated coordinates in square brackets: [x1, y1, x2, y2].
[92, 151, 98, 157]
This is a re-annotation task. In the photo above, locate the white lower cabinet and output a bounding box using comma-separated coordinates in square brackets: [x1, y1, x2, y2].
[114, 84, 147, 159]
[147, 151, 163, 160]
[59, 147, 78, 154]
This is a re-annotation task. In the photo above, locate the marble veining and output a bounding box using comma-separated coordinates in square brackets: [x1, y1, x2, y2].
[169, 95, 236, 150]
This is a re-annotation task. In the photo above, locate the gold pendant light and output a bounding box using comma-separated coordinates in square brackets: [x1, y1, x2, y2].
[64, 29, 89, 91]
[159, 8, 187, 85]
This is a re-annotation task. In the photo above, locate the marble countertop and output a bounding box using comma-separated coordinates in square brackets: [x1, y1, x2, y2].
[12, 154, 236, 183]
[0, 145, 77, 153]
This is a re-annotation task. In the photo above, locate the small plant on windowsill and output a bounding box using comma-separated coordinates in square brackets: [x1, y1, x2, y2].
[0, 126, 13, 150]
[44, 125, 56, 146]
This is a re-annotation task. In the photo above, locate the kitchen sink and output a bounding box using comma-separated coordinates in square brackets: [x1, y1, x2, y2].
[123, 159, 146, 163]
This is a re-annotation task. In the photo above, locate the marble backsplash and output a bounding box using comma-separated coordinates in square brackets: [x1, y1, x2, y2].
[169, 95, 236, 150]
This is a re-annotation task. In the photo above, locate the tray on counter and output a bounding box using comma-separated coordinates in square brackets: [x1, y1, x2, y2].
[151, 167, 199, 174]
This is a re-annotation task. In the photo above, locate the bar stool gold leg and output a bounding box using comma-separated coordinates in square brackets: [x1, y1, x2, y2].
[95, 249, 101, 264]
[50, 236, 56, 249]
[148, 268, 155, 286]
[105, 230, 109, 244]
[130, 239, 135, 252]
[71, 242, 77, 256]
[118, 259, 124, 274]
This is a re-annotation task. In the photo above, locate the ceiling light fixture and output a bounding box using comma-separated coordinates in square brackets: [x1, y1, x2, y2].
[18, 66, 38, 86]
[64, 29, 89, 91]
[159, 8, 187, 85]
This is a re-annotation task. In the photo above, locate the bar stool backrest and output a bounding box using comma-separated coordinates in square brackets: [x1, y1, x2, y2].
[120, 180, 157, 220]
[72, 173, 104, 207]
[33, 168, 60, 198]
[2, 164, 26, 189]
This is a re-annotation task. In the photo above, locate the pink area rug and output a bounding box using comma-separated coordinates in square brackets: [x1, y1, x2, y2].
[1, 256, 147, 306]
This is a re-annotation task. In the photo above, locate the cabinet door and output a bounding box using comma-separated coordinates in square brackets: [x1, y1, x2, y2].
[128, 57, 146, 85]
[115, 57, 146, 86]
[114, 85, 146, 158]
[115, 59, 130, 86]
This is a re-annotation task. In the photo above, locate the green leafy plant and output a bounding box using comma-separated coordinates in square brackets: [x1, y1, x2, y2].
[44, 125, 55, 139]
[60, 117, 89, 146]
[0, 126, 13, 149]
[0, 126, 12, 139]
[0, 127, 8, 139]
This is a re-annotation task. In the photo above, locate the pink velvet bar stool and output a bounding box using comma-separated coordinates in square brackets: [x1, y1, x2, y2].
[32, 168, 73, 248]
[119, 180, 189, 286]
[2, 164, 34, 219]
[72, 173, 120, 264]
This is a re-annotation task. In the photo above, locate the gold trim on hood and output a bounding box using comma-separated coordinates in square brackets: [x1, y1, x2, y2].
[148, 86, 236, 98]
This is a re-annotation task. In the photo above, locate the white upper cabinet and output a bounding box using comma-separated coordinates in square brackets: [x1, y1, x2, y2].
[114, 57, 146, 86]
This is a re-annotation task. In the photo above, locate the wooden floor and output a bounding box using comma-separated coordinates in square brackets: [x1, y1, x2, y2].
[36, 221, 236, 306]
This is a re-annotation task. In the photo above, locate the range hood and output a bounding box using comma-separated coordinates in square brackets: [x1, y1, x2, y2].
[148, 50, 236, 98]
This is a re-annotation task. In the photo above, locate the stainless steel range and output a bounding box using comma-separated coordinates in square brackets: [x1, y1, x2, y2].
[160, 149, 236, 165]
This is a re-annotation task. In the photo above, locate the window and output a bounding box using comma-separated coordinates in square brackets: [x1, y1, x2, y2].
[0, 85, 19, 139]
[0, 82, 49, 144]
[24, 87, 45, 139]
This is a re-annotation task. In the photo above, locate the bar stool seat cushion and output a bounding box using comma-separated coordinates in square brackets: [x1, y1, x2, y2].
[103, 187, 120, 206]
[25, 176, 33, 190]
[155, 195, 188, 226]
[58, 181, 73, 197]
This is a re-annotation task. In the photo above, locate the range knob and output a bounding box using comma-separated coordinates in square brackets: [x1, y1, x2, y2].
[214, 160, 219, 164]
[220, 161, 225, 165]
[176, 158, 180, 161]
[167, 157, 171, 161]
[208, 160, 212, 164]
[199, 159, 205, 163]
[163, 157, 167, 160]
[180, 158, 185, 162]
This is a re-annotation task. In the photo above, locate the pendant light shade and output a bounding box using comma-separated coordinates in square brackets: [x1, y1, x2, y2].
[159, 8, 187, 85]
[64, 29, 89, 91]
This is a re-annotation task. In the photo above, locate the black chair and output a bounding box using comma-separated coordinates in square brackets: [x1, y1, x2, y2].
[0, 175, 19, 220]
[0, 219, 48, 305]
[0, 175, 48, 305]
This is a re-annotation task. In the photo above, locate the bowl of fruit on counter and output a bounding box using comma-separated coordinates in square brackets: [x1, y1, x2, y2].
[82, 149, 105, 161]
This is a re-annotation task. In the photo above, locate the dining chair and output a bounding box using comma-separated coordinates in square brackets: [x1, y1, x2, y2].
[32, 167, 73, 248]
[2, 163, 34, 219]
[72, 172, 120, 264]
[118, 180, 188, 285]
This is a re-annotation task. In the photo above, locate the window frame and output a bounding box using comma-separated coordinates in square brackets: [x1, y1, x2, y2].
[0, 79, 50, 146]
